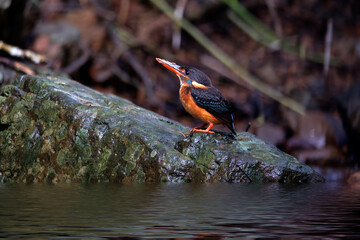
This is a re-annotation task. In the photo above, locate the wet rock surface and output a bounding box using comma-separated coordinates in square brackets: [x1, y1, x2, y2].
[0, 75, 324, 183]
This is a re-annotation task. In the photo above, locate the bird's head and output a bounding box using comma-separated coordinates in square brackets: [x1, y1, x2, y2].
[156, 58, 212, 89]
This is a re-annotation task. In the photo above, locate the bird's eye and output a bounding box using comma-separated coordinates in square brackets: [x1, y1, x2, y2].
[185, 69, 190, 75]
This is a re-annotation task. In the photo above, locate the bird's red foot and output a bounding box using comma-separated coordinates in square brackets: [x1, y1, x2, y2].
[190, 123, 207, 131]
[190, 123, 215, 134]
[191, 129, 215, 134]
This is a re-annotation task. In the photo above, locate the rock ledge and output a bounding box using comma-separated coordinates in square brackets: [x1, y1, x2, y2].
[0, 75, 324, 183]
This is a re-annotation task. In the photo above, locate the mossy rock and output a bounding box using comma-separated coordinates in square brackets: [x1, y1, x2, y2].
[0, 75, 324, 183]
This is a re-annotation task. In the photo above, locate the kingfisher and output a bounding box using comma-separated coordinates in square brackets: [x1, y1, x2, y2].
[156, 58, 236, 135]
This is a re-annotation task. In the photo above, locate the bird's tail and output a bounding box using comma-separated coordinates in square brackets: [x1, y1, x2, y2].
[227, 114, 237, 135]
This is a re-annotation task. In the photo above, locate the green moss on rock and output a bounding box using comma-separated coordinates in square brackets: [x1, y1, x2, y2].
[134, 168, 146, 183]
[36, 100, 60, 127]
[54, 121, 68, 142]
[123, 141, 145, 162]
[125, 161, 136, 175]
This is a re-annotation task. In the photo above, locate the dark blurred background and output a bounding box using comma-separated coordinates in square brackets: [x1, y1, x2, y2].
[0, 0, 359, 181]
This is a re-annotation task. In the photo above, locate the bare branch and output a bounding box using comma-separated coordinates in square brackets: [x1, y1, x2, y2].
[0, 40, 47, 64]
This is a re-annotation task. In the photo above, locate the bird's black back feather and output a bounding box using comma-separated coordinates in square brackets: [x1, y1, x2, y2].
[191, 87, 236, 134]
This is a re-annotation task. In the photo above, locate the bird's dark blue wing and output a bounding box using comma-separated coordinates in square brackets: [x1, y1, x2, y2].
[191, 87, 236, 134]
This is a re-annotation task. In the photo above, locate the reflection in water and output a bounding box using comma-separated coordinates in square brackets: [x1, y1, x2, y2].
[0, 183, 360, 238]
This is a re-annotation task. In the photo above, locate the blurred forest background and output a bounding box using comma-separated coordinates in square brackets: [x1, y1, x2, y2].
[0, 0, 359, 181]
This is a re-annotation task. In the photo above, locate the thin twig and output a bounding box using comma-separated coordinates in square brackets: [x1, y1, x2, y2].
[110, 64, 140, 88]
[245, 122, 252, 132]
[150, 0, 305, 115]
[323, 18, 333, 97]
[172, 0, 188, 50]
[224, 0, 339, 66]
[108, 24, 157, 104]
[0, 57, 35, 75]
[222, 0, 278, 42]
[200, 54, 250, 89]
[0, 40, 47, 64]
[90, 0, 158, 103]
[62, 42, 90, 74]
[227, 10, 280, 50]
[324, 18, 333, 77]
[265, 0, 283, 37]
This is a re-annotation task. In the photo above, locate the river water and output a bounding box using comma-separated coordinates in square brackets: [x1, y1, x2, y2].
[1, 182, 359, 238]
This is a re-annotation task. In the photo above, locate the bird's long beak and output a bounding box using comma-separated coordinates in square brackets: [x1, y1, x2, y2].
[156, 58, 186, 78]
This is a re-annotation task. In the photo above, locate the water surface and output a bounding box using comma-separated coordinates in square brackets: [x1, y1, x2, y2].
[1, 182, 359, 238]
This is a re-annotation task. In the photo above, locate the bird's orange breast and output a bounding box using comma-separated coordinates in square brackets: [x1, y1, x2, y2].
[179, 86, 221, 124]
